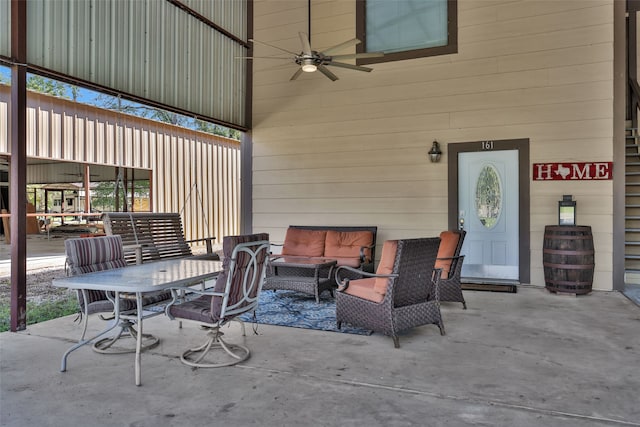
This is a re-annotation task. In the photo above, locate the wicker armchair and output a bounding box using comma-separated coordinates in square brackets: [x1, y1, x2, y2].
[435, 230, 467, 309]
[334, 237, 444, 348]
[64, 235, 171, 353]
[166, 233, 270, 368]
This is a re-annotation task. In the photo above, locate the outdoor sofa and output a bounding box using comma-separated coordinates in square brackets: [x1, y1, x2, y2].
[264, 225, 377, 300]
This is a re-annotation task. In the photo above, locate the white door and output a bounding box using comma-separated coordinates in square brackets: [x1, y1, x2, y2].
[458, 150, 519, 281]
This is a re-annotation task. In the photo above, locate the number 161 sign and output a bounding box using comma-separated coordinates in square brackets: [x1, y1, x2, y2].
[533, 162, 613, 181]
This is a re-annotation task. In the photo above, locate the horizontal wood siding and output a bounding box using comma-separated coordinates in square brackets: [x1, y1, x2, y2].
[252, 0, 615, 290]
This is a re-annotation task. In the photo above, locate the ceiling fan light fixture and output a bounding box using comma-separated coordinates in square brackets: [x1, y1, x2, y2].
[301, 59, 317, 72]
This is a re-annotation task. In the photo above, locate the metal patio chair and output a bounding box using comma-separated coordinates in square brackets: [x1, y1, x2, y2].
[166, 233, 270, 368]
[64, 235, 171, 353]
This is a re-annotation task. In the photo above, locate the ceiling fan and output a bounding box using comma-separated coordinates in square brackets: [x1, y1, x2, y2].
[247, 32, 383, 81]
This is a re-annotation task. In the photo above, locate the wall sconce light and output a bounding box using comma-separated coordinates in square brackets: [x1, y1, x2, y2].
[428, 140, 442, 163]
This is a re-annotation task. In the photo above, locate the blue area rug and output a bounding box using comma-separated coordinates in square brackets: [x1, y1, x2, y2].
[238, 290, 372, 335]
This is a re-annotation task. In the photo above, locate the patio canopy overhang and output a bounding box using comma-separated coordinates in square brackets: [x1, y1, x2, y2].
[0, 0, 253, 331]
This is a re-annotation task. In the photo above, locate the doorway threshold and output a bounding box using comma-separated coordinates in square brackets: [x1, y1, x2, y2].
[461, 278, 518, 293]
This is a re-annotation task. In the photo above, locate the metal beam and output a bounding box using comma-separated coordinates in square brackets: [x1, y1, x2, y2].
[84, 164, 90, 214]
[241, 0, 254, 234]
[165, 0, 249, 48]
[10, 0, 27, 332]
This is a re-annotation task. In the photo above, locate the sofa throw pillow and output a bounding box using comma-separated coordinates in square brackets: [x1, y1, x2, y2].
[282, 228, 327, 257]
[324, 230, 374, 263]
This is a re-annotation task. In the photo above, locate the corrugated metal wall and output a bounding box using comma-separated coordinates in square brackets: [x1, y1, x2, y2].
[0, 85, 241, 247]
[0, 0, 248, 129]
[183, 0, 247, 37]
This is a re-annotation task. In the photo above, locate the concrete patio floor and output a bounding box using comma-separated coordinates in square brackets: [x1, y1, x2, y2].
[1, 284, 639, 427]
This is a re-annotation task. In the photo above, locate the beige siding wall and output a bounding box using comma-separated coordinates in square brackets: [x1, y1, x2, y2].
[251, 0, 615, 290]
[0, 86, 241, 247]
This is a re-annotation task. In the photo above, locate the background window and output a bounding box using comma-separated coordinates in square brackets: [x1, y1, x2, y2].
[357, 0, 457, 64]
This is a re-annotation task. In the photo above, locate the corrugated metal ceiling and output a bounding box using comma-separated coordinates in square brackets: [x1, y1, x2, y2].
[0, 0, 249, 130]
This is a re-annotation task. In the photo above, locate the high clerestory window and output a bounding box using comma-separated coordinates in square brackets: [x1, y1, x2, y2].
[356, 0, 457, 64]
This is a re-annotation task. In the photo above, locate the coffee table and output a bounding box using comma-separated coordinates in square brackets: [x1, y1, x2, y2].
[264, 256, 337, 302]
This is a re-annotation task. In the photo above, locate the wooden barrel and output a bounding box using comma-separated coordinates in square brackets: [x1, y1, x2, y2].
[543, 226, 594, 295]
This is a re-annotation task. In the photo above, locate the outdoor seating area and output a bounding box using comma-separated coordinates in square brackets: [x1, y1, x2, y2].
[2, 284, 638, 426]
[37, 228, 475, 386]
[264, 225, 377, 301]
[4, 1, 640, 424]
[55, 234, 224, 385]
[1, 228, 639, 424]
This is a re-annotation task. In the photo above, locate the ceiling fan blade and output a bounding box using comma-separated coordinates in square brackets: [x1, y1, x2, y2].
[326, 62, 373, 72]
[317, 64, 339, 81]
[299, 32, 312, 55]
[235, 56, 291, 60]
[249, 38, 298, 55]
[290, 67, 304, 81]
[330, 52, 385, 60]
[322, 38, 361, 55]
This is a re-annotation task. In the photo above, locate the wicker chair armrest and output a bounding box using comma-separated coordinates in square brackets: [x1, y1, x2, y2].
[436, 255, 464, 262]
[437, 255, 464, 278]
[431, 268, 443, 301]
[335, 265, 397, 291]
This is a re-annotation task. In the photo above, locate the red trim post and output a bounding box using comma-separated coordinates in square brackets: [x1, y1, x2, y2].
[10, 0, 28, 332]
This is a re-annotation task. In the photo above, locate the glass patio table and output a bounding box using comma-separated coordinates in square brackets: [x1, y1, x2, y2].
[53, 258, 222, 386]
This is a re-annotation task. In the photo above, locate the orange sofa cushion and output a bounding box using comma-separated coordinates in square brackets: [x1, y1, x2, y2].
[324, 230, 374, 263]
[373, 240, 398, 295]
[343, 278, 384, 303]
[434, 231, 460, 279]
[332, 257, 362, 268]
[282, 229, 327, 257]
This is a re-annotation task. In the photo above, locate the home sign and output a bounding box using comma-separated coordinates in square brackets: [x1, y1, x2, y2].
[533, 162, 613, 181]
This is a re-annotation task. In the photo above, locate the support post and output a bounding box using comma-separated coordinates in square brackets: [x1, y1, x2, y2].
[10, 0, 28, 332]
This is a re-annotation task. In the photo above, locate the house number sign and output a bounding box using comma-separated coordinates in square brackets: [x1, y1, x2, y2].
[533, 162, 613, 181]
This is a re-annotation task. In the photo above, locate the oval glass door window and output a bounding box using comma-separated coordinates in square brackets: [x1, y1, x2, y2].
[474, 164, 502, 229]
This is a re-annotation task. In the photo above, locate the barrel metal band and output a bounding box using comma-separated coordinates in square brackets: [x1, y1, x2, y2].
[543, 262, 594, 269]
[546, 280, 592, 286]
[543, 234, 592, 240]
[543, 249, 594, 256]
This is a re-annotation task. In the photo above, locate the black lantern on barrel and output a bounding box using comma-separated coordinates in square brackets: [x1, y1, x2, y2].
[558, 195, 576, 226]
